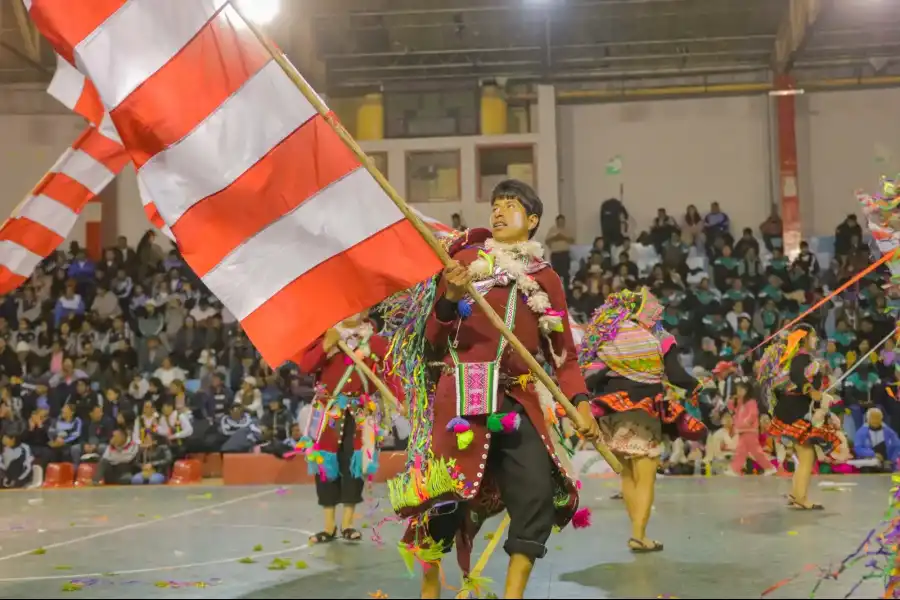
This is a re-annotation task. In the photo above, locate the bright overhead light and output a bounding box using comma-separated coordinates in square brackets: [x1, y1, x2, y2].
[769, 88, 805, 97]
[234, 0, 281, 25]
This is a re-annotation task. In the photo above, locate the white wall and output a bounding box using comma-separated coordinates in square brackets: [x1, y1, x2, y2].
[0, 114, 92, 247]
[798, 88, 900, 237]
[558, 95, 772, 244]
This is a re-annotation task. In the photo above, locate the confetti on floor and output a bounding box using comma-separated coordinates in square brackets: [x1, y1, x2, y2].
[188, 492, 213, 501]
[61, 582, 83, 592]
[267, 558, 292, 571]
[253, 544, 263, 552]
[31, 547, 46, 555]
[368, 590, 388, 598]
[55, 565, 73, 570]
[295, 561, 308, 570]
[787, 531, 799, 536]
[238, 557, 256, 564]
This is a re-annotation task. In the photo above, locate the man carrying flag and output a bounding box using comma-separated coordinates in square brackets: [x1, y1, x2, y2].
[387, 180, 599, 599]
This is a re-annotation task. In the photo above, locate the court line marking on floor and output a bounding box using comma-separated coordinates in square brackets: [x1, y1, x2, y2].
[0, 488, 277, 563]
[0, 539, 313, 582]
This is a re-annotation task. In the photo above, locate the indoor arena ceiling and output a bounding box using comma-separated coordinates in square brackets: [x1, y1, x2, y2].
[1, 0, 900, 94]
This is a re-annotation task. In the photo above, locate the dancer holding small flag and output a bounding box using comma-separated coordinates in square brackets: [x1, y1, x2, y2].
[297, 312, 391, 544]
[756, 326, 848, 511]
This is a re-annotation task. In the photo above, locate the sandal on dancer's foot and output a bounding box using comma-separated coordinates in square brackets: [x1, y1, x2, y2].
[341, 528, 363, 542]
[628, 538, 664, 553]
[611, 492, 624, 500]
[788, 499, 824, 511]
[309, 529, 337, 544]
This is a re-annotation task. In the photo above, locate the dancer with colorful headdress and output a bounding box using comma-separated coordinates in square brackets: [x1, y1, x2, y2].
[297, 312, 389, 544]
[755, 325, 848, 510]
[384, 179, 599, 599]
[579, 287, 706, 553]
[857, 175, 900, 298]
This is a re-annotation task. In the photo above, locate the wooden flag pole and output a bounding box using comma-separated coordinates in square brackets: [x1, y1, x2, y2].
[232, 3, 621, 474]
[336, 339, 402, 413]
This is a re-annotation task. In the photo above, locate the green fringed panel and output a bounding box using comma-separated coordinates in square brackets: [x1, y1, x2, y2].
[388, 455, 463, 512]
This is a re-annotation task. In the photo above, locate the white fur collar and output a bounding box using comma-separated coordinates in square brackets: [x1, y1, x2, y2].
[335, 321, 374, 342]
[484, 238, 545, 261]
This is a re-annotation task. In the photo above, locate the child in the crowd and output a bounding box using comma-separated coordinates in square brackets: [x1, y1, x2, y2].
[157, 398, 193, 459]
[136, 398, 160, 443]
[47, 402, 82, 462]
[1, 423, 40, 489]
[92, 425, 139, 485]
[132, 433, 172, 484]
[727, 380, 776, 476]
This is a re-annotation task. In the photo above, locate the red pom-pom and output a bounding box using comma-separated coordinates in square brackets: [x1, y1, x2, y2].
[572, 507, 592, 529]
[343, 355, 354, 366]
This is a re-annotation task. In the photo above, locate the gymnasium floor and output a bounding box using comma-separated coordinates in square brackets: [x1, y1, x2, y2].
[0, 476, 889, 599]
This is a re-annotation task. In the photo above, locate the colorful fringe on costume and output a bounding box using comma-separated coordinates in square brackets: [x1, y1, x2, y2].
[858, 175, 900, 298]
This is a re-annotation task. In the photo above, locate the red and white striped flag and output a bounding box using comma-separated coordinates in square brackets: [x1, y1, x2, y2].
[0, 125, 129, 294]
[25, 0, 443, 365]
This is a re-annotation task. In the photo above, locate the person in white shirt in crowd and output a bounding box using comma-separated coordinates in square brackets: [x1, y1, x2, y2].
[235, 376, 263, 418]
[157, 398, 193, 459]
[704, 412, 738, 473]
[154, 356, 186, 387]
[189, 298, 218, 324]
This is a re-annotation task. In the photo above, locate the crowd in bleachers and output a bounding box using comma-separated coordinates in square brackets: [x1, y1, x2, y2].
[0, 201, 897, 489]
[549, 200, 900, 476]
[0, 230, 322, 488]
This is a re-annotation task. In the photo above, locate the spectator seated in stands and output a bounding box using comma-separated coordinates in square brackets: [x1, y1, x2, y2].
[47, 402, 82, 462]
[1, 422, 39, 489]
[72, 402, 113, 468]
[260, 396, 292, 443]
[852, 407, 900, 472]
[218, 402, 261, 453]
[131, 433, 172, 485]
[704, 412, 738, 474]
[157, 397, 193, 459]
[92, 424, 139, 485]
[53, 282, 86, 327]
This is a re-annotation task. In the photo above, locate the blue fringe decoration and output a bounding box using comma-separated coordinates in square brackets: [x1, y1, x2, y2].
[307, 450, 340, 481]
[457, 300, 472, 319]
[350, 449, 380, 479]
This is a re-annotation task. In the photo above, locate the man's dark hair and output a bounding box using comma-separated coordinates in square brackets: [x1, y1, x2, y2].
[491, 179, 543, 238]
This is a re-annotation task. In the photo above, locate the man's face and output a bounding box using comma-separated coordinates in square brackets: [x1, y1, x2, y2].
[491, 196, 537, 243]
[90, 407, 103, 422]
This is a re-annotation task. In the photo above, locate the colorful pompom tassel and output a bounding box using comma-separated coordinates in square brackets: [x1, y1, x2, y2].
[343, 355, 354, 366]
[572, 507, 592, 529]
[500, 412, 520, 433]
[486, 413, 504, 433]
[457, 430, 475, 450]
[457, 300, 472, 319]
[446, 416, 471, 433]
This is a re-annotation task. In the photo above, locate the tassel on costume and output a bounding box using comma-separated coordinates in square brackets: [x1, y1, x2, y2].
[500, 412, 520, 432]
[457, 430, 475, 450]
[457, 300, 473, 319]
[487, 412, 520, 433]
[486, 413, 504, 433]
[446, 416, 471, 433]
[572, 507, 592, 529]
